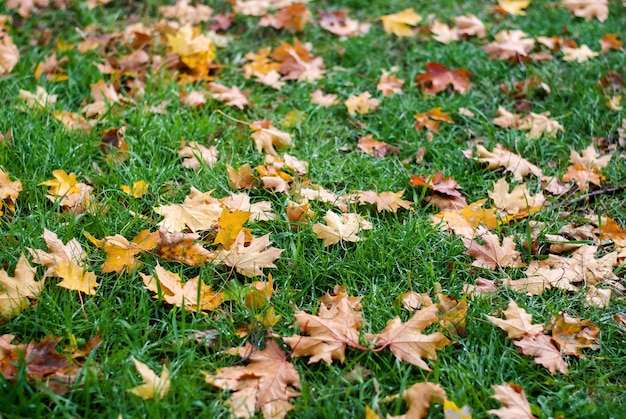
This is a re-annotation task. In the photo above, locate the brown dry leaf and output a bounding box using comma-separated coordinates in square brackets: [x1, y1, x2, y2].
[400, 291, 434, 311]
[548, 313, 600, 356]
[310, 89, 339, 106]
[81, 80, 121, 118]
[84, 230, 158, 274]
[488, 178, 545, 220]
[414, 107, 453, 132]
[430, 20, 459, 44]
[39, 169, 93, 213]
[410, 172, 462, 198]
[377, 70, 404, 96]
[156, 228, 215, 266]
[462, 277, 498, 299]
[487, 300, 544, 339]
[284, 294, 362, 364]
[472, 144, 543, 180]
[159, 0, 213, 25]
[214, 232, 283, 277]
[178, 141, 218, 169]
[312, 211, 373, 246]
[437, 293, 467, 338]
[452, 14, 486, 38]
[227, 163, 258, 190]
[345, 92, 380, 115]
[517, 112, 564, 139]
[462, 233, 525, 270]
[357, 135, 399, 158]
[562, 45, 599, 62]
[208, 82, 249, 109]
[221, 192, 274, 222]
[319, 10, 370, 39]
[154, 191, 222, 232]
[271, 39, 325, 82]
[28, 229, 98, 295]
[562, 0, 608, 22]
[18, 86, 58, 109]
[205, 340, 301, 419]
[367, 305, 450, 370]
[128, 358, 170, 400]
[416, 62, 472, 95]
[514, 334, 568, 374]
[0, 254, 42, 318]
[357, 190, 412, 213]
[0, 32, 19, 76]
[259, 4, 311, 32]
[483, 30, 535, 61]
[141, 264, 223, 311]
[600, 34, 622, 53]
[250, 120, 292, 156]
[380, 8, 421, 37]
[488, 383, 536, 419]
[493, 107, 522, 128]
[388, 382, 446, 419]
[562, 144, 612, 191]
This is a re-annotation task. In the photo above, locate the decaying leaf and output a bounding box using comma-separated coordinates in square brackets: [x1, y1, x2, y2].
[205, 340, 301, 419]
[463, 233, 525, 270]
[416, 62, 472, 95]
[488, 383, 536, 419]
[367, 305, 450, 370]
[284, 293, 362, 364]
[157, 228, 215, 266]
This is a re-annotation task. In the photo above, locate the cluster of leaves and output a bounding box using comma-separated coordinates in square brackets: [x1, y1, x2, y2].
[0, 0, 625, 418]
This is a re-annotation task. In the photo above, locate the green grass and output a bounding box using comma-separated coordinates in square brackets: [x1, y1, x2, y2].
[1, 0, 625, 418]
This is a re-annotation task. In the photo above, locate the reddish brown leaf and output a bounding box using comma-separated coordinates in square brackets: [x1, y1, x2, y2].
[416, 62, 472, 95]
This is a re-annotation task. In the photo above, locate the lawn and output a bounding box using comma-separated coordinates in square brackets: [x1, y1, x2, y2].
[1, 0, 625, 418]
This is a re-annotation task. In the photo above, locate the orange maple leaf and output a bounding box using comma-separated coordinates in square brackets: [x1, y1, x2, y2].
[85, 230, 159, 274]
[463, 233, 525, 270]
[416, 62, 472, 95]
[157, 228, 215, 266]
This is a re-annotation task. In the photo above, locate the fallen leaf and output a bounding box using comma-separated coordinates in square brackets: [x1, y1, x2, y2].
[208, 82, 249, 109]
[562, 45, 599, 62]
[284, 294, 362, 364]
[377, 69, 404, 96]
[488, 178, 545, 219]
[154, 191, 222, 232]
[487, 300, 544, 339]
[28, 229, 98, 295]
[0, 33, 19, 75]
[250, 120, 292, 156]
[0, 254, 42, 318]
[312, 211, 373, 246]
[205, 340, 301, 419]
[443, 399, 472, 419]
[367, 305, 450, 370]
[128, 358, 170, 400]
[514, 334, 568, 374]
[319, 10, 370, 39]
[562, 0, 608, 22]
[430, 20, 459, 44]
[548, 313, 600, 356]
[483, 30, 535, 61]
[141, 264, 223, 311]
[357, 190, 412, 212]
[311, 89, 339, 106]
[498, 0, 531, 15]
[416, 62, 472, 95]
[213, 208, 251, 250]
[345, 92, 380, 115]
[357, 135, 399, 158]
[488, 383, 536, 419]
[84, 229, 158, 274]
[214, 232, 283, 277]
[452, 14, 486, 38]
[178, 141, 218, 169]
[121, 180, 149, 198]
[156, 228, 215, 266]
[472, 144, 543, 180]
[463, 233, 525, 270]
[388, 382, 446, 419]
[380, 8, 421, 37]
[0, 168, 21, 216]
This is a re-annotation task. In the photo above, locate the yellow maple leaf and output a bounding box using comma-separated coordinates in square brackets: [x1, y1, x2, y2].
[85, 230, 159, 274]
[498, 0, 531, 16]
[0, 254, 42, 318]
[381, 8, 422, 37]
[121, 181, 149, 198]
[166, 24, 215, 72]
[128, 358, 170, 400]
[39, 170, 80, 197]
[54, 259, 99, 295]
[213, 208, 252, 250]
